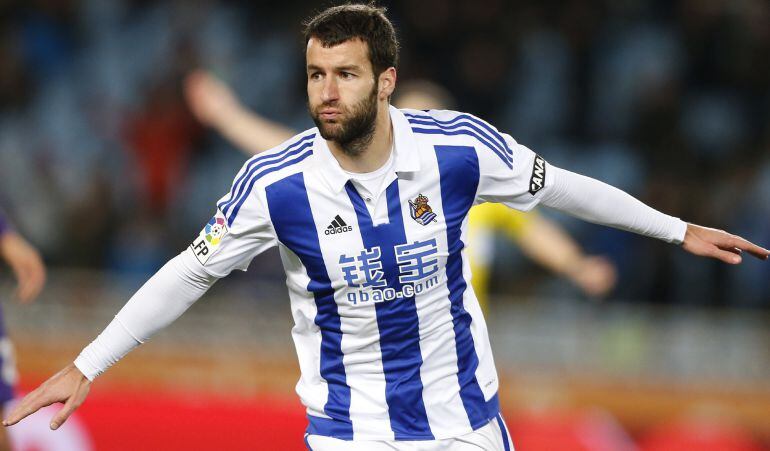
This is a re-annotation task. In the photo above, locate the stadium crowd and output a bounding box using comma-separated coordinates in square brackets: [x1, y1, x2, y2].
[0, 0, 768, 306]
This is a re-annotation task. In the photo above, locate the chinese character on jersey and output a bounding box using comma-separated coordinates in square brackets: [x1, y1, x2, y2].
[339, 246, 386, 288]
[395, 239, 439, 283]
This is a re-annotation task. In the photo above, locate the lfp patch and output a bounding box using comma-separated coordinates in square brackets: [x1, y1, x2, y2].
[190, 210, 228, 264]
[205, 216, 227, 245]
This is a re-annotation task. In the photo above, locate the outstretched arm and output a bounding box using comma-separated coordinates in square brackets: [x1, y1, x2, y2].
[2, 250, 217, 430]
[0, 214, 46, 303]
[540, 167, 769, 263]
[184, 70, 295, 154]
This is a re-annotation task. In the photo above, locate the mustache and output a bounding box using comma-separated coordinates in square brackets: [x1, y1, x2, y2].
[313, 102, 345, 112]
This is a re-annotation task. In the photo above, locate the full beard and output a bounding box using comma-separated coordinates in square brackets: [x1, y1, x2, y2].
[310, 84, 379, 157]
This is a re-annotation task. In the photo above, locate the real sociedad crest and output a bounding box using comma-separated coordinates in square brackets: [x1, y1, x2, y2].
[408, 194, 437, 225]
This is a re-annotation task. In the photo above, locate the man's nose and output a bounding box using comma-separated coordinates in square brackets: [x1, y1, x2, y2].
[322, 79, 339, 103]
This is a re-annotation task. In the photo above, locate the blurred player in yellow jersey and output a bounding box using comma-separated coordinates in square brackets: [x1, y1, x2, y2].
[465, 203, 616, 308]
[184, 71, 616, 309]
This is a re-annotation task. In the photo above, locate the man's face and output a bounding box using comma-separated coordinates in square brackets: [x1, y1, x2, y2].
[306, 37, 379, 151]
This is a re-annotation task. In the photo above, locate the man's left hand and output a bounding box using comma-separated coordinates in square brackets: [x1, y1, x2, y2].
[682, 224, 770, 264]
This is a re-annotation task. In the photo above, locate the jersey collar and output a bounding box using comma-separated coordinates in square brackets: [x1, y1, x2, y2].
[314, 105, 422, 193]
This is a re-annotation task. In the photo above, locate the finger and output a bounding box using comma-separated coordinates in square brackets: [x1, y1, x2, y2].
[711, 232, 762, 257]
[2, 391, 55, 426]
[50, 378, 89, 430]
[49, 390, 78, 430]
[709, 246, 742, 264]
[730, 236, 770, 260]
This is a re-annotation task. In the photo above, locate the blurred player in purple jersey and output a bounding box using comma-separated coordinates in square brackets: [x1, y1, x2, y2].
[0, 209, 46, 451]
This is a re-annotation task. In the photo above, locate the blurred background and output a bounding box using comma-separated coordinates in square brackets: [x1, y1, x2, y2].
[0, 0, 769, 449]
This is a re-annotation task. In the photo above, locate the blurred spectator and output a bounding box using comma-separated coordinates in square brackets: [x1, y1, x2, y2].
[124, 75, 201, 214]
[0, 0, 766, 306]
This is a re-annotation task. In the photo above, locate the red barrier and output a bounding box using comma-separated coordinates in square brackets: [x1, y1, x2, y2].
[9, 388, 308, 451]
[507, 408, 639, 451]
[639, 417, 766, 451]
[19, 387, 763, 451]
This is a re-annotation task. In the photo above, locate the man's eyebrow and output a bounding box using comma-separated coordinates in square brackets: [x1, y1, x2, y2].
[306, 64, 363, 72]
[335, 65, 362, 72]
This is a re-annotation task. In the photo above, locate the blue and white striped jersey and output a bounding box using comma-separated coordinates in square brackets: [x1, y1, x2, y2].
[189, 106, 552, 441]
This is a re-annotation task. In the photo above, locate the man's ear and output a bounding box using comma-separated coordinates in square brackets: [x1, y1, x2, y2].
[378, 67, 397, 100]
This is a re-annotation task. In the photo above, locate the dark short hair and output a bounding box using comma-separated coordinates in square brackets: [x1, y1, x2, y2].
[303, 3, 399, 77]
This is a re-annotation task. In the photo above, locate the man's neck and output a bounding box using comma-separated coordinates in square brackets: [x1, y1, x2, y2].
[328, 104, 393, 173]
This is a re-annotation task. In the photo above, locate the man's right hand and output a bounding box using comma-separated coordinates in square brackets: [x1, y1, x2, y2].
[2, 363, 91, 430]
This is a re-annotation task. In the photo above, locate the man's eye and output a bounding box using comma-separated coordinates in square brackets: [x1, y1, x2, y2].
[341, 72, 355, 79]
[310, 72, 322, 80]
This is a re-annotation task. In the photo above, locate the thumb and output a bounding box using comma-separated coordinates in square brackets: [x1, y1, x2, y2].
[49, 382, 88, 430]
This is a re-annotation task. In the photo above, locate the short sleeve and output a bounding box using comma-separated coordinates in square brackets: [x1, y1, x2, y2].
[187, 163, 278, 278]
[473, 121, 554, 212]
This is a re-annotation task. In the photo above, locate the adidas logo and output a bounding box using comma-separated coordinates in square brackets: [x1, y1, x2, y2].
[325, 215, 353, 235]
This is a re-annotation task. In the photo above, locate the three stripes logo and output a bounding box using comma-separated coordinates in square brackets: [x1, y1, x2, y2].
[325, 215, 353, 235]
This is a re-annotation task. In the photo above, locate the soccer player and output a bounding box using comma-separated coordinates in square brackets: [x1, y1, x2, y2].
[184, 72, 617, 307]
[0, 209, 46, 451]
[4, 4, 768, 450]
